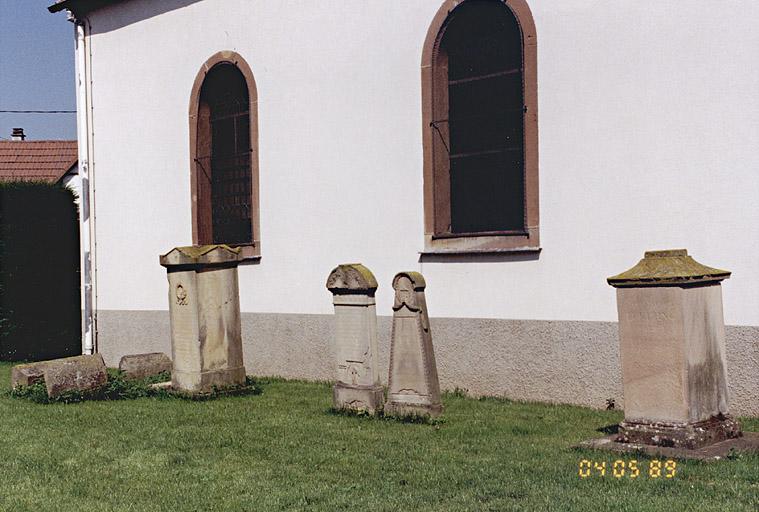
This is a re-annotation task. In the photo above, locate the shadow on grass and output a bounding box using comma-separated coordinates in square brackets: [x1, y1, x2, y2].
[596, 423, 619, 435]
[327, 406, 446, 426]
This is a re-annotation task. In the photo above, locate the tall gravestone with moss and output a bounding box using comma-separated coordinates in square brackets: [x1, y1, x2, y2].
[608, 249, 741, 449]
[326, 264, 384, 414]
[384, 272, 442, 418]
[160, 245, 246, 393]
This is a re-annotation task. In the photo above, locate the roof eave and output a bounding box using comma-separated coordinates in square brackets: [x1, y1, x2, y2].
[48, 0, 124, 15]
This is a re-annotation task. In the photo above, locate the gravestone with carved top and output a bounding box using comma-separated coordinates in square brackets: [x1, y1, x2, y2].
[326, 263, 384, 414]
[607, 249, 741, 449]
[160, 244, 246, 394]
[384, 271, 442, 418]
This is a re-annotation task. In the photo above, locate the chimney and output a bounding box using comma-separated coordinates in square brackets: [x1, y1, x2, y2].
[11, 128, 26, 141]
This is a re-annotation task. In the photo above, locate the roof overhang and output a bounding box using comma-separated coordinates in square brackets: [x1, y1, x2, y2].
[48, 0, 125, 16]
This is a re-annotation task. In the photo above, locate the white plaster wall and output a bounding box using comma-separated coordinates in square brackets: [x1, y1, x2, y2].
[85, 0, 759, 326]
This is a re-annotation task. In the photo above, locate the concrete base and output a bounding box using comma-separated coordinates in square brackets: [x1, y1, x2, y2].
[618, 415, 742, 449]
[97, 311, 759, 416]
[579, 432, 759, 462]
[172, 366, 246, 394]
[384, 400, 442, 419]
[332, 382, 385, 415]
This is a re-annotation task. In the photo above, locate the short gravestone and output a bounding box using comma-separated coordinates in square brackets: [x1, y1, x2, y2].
[326, 263, 384, 414]
[384, 272, 442, 418]
[160, 245, 246, 394]
[12, 354, 107, 398]
[581, 249, 758, 459]
[118, 353, 172, 380]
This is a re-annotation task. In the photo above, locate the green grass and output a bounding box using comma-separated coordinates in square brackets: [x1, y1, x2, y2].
[0, 362, 756, 511]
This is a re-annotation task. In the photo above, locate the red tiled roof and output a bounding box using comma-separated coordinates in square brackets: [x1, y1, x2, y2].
[0, 141, 78, 183]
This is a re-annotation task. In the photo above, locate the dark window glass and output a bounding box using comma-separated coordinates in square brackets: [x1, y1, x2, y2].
[442, 0, 525, 233]
[199, 64, 252, 245]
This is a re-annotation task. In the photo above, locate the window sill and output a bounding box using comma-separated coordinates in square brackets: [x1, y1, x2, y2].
[226, 242, 261, 262]
[423, 228, 539, 255]
[420, 247, 541, 256]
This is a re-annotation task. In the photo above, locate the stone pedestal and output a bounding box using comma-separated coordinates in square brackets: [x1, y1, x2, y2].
[326, 264, 384, 414]
[160, 245, 246, 394]
[385, 272, 442, 418]
[608, 249, 741, 449]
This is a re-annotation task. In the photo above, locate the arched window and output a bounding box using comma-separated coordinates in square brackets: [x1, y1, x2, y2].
[189, 51, 260, 259]
[422, 0, 538, 253]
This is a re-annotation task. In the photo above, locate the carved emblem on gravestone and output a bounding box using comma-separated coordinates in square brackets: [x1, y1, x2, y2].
[385, 271, 442, 418]
[175, 284, 188, 306]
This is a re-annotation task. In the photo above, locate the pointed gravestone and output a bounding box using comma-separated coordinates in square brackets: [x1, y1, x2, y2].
[159, 244, 246, 394]
[384, 272, 442, 418]
[326, 263, 384, 414]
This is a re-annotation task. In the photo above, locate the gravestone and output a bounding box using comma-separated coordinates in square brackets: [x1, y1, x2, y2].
[118, 353, 172, 380]
[384, 272, 442, 418]
[326, 263, 384, 414]
[607, 249, 741, 448]
[160, 245, 246, 394]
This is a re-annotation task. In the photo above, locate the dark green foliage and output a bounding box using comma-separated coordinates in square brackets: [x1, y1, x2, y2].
[0, 181, 81, 360]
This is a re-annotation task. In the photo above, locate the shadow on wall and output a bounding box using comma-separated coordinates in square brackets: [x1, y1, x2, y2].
[85, 0, 204, 36]
[419, 251, 541, 264]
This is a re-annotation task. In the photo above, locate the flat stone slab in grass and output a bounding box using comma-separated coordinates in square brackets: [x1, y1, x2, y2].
[578, 432, 759, 461]
[119, 352, 172, 380]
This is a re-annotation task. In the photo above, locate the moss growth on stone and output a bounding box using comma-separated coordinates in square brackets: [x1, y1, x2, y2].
[608, 249, 731, 287]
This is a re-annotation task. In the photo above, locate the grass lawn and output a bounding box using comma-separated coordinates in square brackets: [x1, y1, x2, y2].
[0, 362, 756, 511]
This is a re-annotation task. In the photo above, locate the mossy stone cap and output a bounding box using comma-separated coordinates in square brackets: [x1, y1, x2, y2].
[393, 271, 426, 290]
[607, 249, 730, 288]
[160, 244, 242, 268]
[326, 263, 378, 293]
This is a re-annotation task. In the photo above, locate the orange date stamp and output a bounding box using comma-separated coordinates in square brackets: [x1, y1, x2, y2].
[578, 459, 677, 479]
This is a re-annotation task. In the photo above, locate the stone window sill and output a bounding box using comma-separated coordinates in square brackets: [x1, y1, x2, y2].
[422, 229, 540, 255]
[229, 242, 261, 262]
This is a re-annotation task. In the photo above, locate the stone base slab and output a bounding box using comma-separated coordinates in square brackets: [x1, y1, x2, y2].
[617, 415, 742, 449]
[579, 432, 759, 462]
[332, 383, 384, 415]
[384, 400, 442, 419]
[172, 366, 246, 394]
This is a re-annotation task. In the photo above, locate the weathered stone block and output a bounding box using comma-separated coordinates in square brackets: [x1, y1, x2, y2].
[326, 263, 384, 414]
[118, 352, 172, 380]
[42, 354, 108, 398]
[11, 361, 49, 388]
[384, 272, 442, 418]
[607, 249, 741, 449]
[160, 245, 246, 394]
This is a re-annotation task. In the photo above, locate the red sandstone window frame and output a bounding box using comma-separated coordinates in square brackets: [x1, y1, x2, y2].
[421, 0, 539, 254]
[189, 51, 261, 260]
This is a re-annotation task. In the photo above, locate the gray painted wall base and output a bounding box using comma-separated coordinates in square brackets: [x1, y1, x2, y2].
[97, 310, 759, 416]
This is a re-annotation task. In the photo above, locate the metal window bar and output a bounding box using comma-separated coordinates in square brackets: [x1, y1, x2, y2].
[209, 95, 252, 244]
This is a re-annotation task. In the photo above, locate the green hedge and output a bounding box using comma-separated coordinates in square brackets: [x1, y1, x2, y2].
[0, 181, 81, 360]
